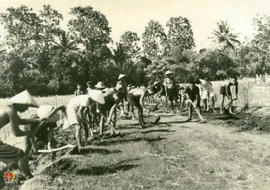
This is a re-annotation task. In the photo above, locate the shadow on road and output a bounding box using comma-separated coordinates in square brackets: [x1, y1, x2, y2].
[92, 136, 166, 146]
[76, 164, 138, 176]
[68, 146, 122, 155]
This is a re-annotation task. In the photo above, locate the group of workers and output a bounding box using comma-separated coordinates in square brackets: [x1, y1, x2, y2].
[0, 71, 239, 181]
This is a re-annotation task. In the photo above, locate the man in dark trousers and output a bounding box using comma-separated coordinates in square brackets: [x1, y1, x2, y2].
[184, 79, 201, 121]
[163, 70, 180, 113]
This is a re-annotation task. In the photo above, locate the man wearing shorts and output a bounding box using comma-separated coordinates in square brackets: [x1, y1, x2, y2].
[197, 79, 216, 113]
[220, 77, 238, 114]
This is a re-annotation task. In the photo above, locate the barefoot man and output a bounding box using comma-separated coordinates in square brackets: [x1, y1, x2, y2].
[220, 76, 239, 114]
[184, 80, 201, 121]
[64, 90, 105, 152]
[0, 90, 40, 179]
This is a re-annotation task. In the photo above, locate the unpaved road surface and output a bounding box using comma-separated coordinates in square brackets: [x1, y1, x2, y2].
[19, 113, 270, 190]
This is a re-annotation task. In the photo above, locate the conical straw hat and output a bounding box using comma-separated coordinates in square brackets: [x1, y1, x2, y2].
[37, 105, 60, 122]
[88, 89, 105, 104]
[118, 74, 126, 80]
[8, 90, 38, 107]
[164, 70, 173, 75]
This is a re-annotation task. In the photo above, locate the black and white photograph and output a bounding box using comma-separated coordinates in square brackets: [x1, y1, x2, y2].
[0, 0, 270, 189]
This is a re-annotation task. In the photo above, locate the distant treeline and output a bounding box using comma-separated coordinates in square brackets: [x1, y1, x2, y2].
[0, 5, 268, 97]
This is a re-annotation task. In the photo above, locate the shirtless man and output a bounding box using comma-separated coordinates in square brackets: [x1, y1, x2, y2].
[220, 77, 238, 114]
[0, 90, 40, 179]
[99, 86, 126, 136]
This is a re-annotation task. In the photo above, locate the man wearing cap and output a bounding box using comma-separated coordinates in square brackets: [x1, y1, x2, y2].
[0, 90, 41, 179]
[64, 90, 105, 152]
[95, 82, 106, 91]
[163, 70, 180, 113]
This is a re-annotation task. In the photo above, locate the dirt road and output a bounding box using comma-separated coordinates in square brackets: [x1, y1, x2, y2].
[20, 113, 270, 190]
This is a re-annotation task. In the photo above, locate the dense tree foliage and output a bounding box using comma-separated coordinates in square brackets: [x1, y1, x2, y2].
[0, 5, 266, 97]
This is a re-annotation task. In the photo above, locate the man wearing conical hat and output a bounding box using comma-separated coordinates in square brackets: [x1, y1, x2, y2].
[64, 90, 105, 152]
[0, 90, 40, 179]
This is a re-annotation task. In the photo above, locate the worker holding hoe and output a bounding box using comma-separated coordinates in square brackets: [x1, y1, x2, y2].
[184, 79, 205, 122]
[0, 90, 43, 180]
[220, 76, 239, 114]
[163, 70, 180, 113]
[63, 90, 105, 152]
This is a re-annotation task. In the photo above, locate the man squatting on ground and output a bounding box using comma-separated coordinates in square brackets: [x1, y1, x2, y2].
[0, 90, 42, 179]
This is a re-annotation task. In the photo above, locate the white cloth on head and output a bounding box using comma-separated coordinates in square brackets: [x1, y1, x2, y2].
[8, 90, 38, 107]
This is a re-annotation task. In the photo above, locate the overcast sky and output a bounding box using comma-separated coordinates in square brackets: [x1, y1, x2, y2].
[0, 0, 270, 49]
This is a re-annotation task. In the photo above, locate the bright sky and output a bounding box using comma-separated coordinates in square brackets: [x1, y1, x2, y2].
[0, 0, 270, 49]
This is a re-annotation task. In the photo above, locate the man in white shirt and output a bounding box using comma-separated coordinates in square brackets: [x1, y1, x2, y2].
[64, 90, 105, 152]
[197, 79, 216, 112]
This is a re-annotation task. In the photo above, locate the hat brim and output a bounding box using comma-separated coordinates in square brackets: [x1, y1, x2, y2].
[11, 103, 39, 108]
[118, 75, 126, 80]
[95, 85, 106, 89]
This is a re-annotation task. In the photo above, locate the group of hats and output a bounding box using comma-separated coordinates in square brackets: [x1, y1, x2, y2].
[7, 88, 106, 122]
[8, 74, 127, 122]
[95, 74, 126, 89]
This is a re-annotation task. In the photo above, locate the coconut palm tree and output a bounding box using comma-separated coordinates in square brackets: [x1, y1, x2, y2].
[212, 21, 241, 52]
